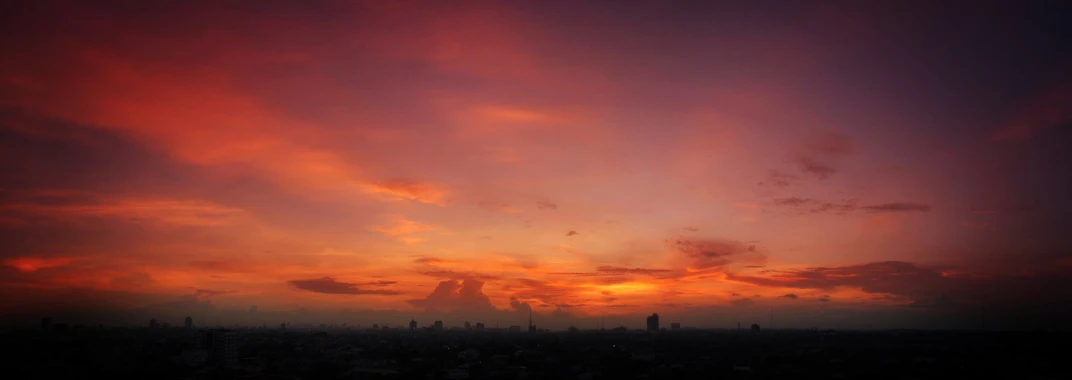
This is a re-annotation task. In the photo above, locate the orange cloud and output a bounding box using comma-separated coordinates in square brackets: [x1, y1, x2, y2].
[361, 180, 448, 205]
[0, 194, 247, 227]
[5, 257, 72, 272]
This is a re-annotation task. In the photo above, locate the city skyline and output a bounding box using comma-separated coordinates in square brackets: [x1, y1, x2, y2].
[2, 1, 1072, 330]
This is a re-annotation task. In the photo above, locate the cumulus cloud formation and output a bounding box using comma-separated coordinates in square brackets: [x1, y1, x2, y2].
[288, 277, 401, 295]
[509, 296, 533, 314]
[408, 279, 496, 313]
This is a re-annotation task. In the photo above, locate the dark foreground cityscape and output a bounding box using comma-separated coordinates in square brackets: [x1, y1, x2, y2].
[3, 316, 1069, 380]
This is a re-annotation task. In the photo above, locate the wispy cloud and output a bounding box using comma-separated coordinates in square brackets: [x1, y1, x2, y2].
[790, 131, 854, 180]
[773, 198, 931, 214]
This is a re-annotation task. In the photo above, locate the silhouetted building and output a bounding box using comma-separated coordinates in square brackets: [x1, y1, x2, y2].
[464, 321, 471, 329]
[149, 319, 159, 329]
[646, 313, 659, 332]
[197, 329, 238, 364]
[568, 325, 580, 333]
[280, 322, 286, 329]
[41, 317, 51, 331]
[434, 320, 443, 330]
[475, 322, 485, 329]
[509, 325, 522, 332]
[751, 323, 761, 333]
[372, 324, 379, 329]
[528, 310, 535, 333]
[409, 318, 418, 330]
[671, 322, 681, 330]
[184, 316, 193, 329]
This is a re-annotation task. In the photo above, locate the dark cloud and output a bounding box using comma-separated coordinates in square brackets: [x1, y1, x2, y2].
[683, 227, 699, 232]
[773, 198, 931, 215]
[794, 156, 838, 179]
[420, 270, 500, 281]
[413, 257, 450, 265]
[566, 230, 578, 236]
[757, 170, 799, 189]
[818, 295, 831, 302]
[782, 293, 798, 299]
[728, 260, 1072, 320]
[666, 237, 766, 269]
[288, 277, 400, 295]
[596, 266, 673, 275]
[509, 296, 532, 314]
[535, 200, 557, 210]
[861, 203, 932, 212]
[408, 279, 496, 313]
[727, 261, 946, 298]
[773, 197, 812, 207]
[789, 131, 854, 180]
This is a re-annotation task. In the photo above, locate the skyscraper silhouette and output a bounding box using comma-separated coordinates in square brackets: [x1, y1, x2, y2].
[646, 313, 660, 332]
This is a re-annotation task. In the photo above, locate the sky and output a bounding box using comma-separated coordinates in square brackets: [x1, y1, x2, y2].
[1, 0, 1071, 330]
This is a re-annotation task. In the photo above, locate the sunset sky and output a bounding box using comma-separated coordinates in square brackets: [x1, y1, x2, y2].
[2, 0, 1071, 330]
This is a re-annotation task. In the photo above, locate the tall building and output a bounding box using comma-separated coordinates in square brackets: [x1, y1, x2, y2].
[41, 317, 51, 332]
[671, 322, 681, 330]
[434, 320, 443, 330]
[475, 322, 485, 329]
[409, 318, 418, 330]
[150, 318, 159, 329]
[198, 329, 239, 364]
[527, 310, 536, 333]
[646, 313, 659, 332]
[184, 316, 193, 329]
[464, 321, 471, 329]
[751, 323, 761, 333]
